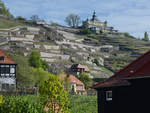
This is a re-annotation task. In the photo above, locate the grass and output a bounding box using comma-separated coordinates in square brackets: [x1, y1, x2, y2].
[34, 41, 56, 46]
[69, 95, 98, 113]
[0, 18, 25, 29]
[101, 66, 114, 74]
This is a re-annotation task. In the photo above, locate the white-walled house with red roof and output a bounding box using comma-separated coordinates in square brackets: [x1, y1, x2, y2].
[60, 74, 86, 95]
[0, 49, 17, 92]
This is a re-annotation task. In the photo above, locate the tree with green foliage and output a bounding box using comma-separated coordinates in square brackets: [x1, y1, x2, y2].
[78, 72, 92, 89]
[31, 68, 50, 84]
[10, 54, 49, 88]
[65, 13, 80, 28]
[39, 75, 70, 113]
[0, 0, 11, 17]
[142, 32, 149, 41]
[16, 16, 26, 21]
[10, 54, 35, 88]
[29, 51, 42, 68]
[29, 51, 48, 70]
[41, 60, 48, 71]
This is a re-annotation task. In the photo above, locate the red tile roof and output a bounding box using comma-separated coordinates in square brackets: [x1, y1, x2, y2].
[59, 74, 85, 86]
[0, 49, 16, 64]
[68, 74, 84, 86]
[77, 64, 90, 72]
[93, 50, 150, 88]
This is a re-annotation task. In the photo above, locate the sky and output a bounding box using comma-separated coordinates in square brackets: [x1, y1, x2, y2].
[4, 0, 150, 38]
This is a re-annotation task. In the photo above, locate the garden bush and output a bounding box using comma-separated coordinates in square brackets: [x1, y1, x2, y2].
[0, 95, 45, 113]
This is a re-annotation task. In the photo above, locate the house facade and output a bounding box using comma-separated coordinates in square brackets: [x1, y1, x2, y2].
[93, 50, 150, 113]
[60, 74, 86, 95]
[0, 49, 17, 92]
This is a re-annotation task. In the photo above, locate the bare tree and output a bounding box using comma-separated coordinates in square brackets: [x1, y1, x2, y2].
[65, 13, 80, 28]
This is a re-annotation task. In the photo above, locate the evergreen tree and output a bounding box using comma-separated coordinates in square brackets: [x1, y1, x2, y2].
[143, 32, 149, 41]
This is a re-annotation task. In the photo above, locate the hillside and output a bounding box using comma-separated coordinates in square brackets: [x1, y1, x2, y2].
[0, 16, 25, 29]
[0, 18, 150, 80]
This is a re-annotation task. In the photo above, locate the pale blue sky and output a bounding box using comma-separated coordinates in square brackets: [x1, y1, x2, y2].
[4, 0, 150, 38]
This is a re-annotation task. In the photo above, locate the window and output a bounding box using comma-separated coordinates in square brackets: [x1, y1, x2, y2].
[0, 56, 4, 61]
[106, 91, 112, 101]
[76, 85, 83, 90]
[10, 67, 15, 74]
[0, 67, 10, 74]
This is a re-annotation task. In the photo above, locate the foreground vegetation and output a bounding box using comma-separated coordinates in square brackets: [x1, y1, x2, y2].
[0, 95, 97, 113]
[70, 95, 97, 113]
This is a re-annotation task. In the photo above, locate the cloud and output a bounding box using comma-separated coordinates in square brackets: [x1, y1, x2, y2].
[4, 0, 150, 37]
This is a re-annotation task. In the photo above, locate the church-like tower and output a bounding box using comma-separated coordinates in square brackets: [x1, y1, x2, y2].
[91, 11, 99, 21]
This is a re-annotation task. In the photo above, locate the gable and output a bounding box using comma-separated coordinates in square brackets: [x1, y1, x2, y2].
[0, 49, 16, 64]
[93, 50, 150, 88]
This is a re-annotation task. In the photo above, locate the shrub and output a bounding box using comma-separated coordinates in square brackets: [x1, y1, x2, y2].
[0, 95, 45, 113]
[0, 95, 4, 104]
[39, 75, 70, 113]
[80, 29, 92, 35]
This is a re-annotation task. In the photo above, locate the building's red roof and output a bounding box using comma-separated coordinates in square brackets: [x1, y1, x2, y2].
[77, 64, 90, 72]
[0, 49, 16, 64]
[71, 64, 90, 72]
[93, 50, 150, 88]
[68, 74, 85, 86]
[59, 74, 85, 86]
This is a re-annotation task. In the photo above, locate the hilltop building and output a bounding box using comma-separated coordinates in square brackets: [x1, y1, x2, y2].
[82, 11, 118, 34]
[0, 49, 17, 93]
[36, 20, 46, 25]
[93, 50, 150, 113]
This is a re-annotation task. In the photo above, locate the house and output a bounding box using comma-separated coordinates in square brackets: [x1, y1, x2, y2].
[0, 49, 17, 93]
[36, 20, 46, 25]
[60, 74, 86, 95]
[71, 64, 90, 75]
[93, 50, 150, 113]
[82, 11, 117, 34]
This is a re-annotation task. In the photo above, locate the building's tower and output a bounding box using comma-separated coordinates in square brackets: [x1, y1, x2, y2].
[92, 10, 98, 21]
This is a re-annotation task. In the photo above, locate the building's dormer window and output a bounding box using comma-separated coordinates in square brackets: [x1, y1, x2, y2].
[106, 91, 112, 101]
[0, 56, 5, 61]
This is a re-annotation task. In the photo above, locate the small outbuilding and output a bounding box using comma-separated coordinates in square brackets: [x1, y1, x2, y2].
[93, 50, 150, 113]
[71, 64, 90, 75]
